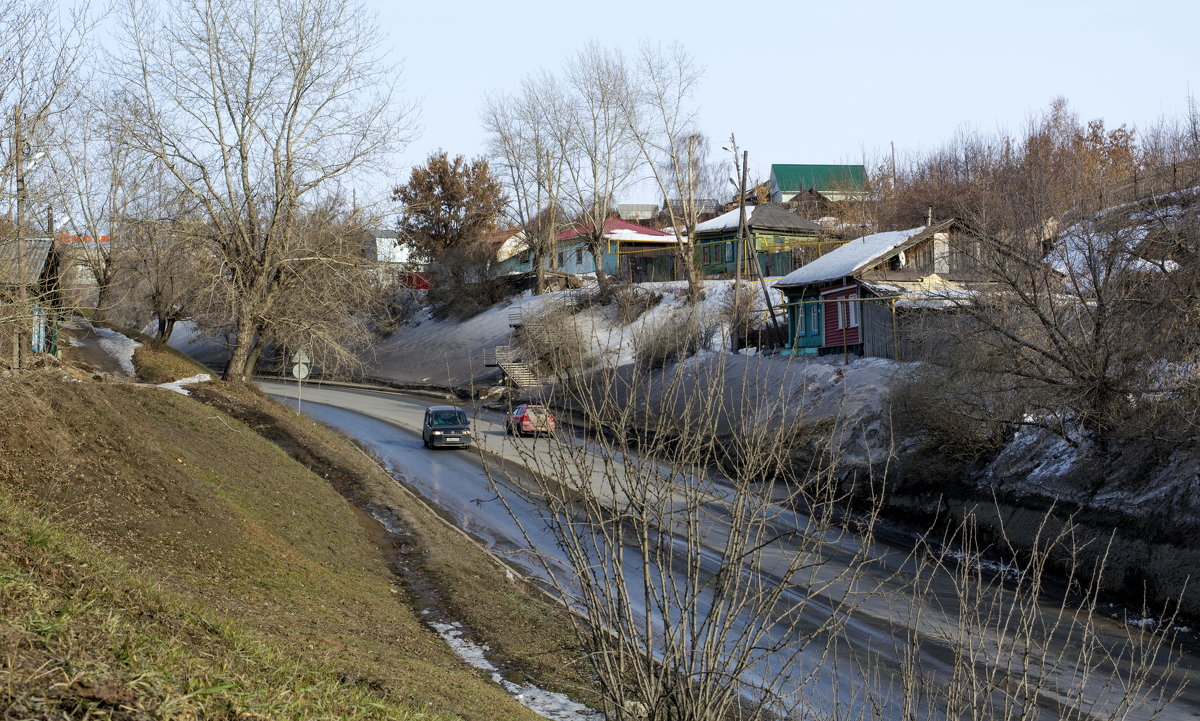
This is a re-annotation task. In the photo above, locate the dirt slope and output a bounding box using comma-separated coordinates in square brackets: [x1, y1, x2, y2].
[0, 366, 575, 720]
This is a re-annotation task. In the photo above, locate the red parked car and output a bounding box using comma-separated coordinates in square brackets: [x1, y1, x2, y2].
[507, 404, 556, 436]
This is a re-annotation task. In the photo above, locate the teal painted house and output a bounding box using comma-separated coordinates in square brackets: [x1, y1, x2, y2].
[494, 218, 683, 282]
[775, 219, 996, 359]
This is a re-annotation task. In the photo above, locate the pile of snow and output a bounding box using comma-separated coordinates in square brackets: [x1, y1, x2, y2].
[370, 279, 789, 387]
[157, 373, 213, 396]
[93, 327, 141, 377]
[1048, 186, 1198, 285]
[430, 621, 602, 721]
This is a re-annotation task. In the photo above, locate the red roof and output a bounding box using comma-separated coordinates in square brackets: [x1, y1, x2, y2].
[558, 217, 668, 241]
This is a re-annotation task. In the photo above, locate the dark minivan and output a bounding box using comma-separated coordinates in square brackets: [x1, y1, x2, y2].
[422, 406, 473, 449]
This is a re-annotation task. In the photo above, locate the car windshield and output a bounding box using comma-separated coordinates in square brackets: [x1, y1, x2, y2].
[523, 406, 549, 421]
[431, 411, 468, 426]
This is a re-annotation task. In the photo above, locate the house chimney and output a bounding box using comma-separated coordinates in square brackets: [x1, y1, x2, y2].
[933, 232, 950, 275]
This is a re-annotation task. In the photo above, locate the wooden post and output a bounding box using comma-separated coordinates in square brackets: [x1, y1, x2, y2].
[13, 104, 27, 371]
[891, 299, 900, 360]
[732, 148, 748, 353]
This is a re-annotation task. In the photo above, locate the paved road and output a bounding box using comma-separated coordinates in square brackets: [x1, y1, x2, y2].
[261, 380, 1200, 721]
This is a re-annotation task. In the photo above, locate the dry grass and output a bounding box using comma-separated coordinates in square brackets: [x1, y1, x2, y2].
[132, 343, 214, 384]
[0, 369, 559, 720]
[191, 381, 594, 705]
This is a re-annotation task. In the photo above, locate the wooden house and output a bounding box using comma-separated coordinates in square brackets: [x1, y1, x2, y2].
[498, 218, 685, 283]
[0, 236, 63, 365]
[774, 219, 995, 359]
[693, 203, 841, 278]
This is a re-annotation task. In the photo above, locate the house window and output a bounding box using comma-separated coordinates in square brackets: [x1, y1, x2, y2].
[848, 296, 860, 327]
[836, 299, 847, 329]
[725, 241, 735, 263]
[575, 247, 583, 264]
[808, 303, 820, 335]
[558, 250, 565, 267]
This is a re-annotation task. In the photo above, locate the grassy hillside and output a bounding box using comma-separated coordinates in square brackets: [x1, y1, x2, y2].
[0, 361, 583, 720]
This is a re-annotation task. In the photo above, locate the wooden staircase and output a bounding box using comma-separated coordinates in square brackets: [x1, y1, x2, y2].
[486, 344, 540, 389]
[488, 297, 577, 390]
[498, 361, 539, 388]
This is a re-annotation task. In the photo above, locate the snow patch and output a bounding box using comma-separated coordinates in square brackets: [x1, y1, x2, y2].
[157, 373, 213, 395]
[430, 621, 603, 721]
[941, 549, 1024, 580]
[93, 327, 141, 376]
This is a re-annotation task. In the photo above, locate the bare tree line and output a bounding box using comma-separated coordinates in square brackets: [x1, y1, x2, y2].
[481, 42, 726, 302]
[2, 0, 416, 379]
[864, 99, 1200, 448]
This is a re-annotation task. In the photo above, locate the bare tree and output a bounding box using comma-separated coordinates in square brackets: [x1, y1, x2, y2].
[484, 334, 893, 720]
[484, 313, 1189, 719]
[556, 44, 641, 293]
[118, 170, 212, 347]
[874, 98, 1200, 443]
[482, 77, 569, 295]
[887, 507, 1184, 721]
[113, 0, 415, 381]
[621, 43, 723, 303]
[48, 91, 151, 321]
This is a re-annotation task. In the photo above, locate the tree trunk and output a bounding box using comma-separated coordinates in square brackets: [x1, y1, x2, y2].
[239, 328, 270, 381]
[223, 312, 259, 382]
[590, 237, 610, 292]
[93, 281, 111, 322]
[677, 230, 701, 303]
[154, 316, 177, 348]
[535, 247, 547, 295]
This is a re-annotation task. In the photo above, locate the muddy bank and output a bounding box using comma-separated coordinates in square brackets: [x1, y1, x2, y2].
[877, 435, 1200, 619]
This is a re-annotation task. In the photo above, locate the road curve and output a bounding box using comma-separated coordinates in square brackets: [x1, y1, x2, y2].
[260, 380, 1200, 721]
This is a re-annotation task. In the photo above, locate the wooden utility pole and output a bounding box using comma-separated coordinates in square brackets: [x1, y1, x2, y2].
[12, 104, 27, 371]
[736, 147, 783, 345]
[732, 144, 748, 353]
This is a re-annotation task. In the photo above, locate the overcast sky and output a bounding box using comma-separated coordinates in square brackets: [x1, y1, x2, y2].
[369, 0, 1198, 205]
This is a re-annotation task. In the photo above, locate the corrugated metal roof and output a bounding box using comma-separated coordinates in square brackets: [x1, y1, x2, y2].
[694, 203, 822, 234]
[770, 164, 868, 193]
[558, 217, 670, 241]
[0, 237, 55, 286]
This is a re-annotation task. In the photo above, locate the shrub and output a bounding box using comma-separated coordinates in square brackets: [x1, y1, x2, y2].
[614, 286, 663, 325]
[634, 311, 718, 369]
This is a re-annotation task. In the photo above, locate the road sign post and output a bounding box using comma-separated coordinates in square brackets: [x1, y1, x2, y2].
[291, 349, 310, 412]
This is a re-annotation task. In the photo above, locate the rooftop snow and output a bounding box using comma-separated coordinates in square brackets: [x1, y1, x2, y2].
[694, 203, 821, 234]
[694, 207, 743, 232]
[775, 227, 925, 287]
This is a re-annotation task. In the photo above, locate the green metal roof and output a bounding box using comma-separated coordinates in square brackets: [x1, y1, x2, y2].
[770, 164, 867, 193]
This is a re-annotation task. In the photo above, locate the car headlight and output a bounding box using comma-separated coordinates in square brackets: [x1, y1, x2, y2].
[432, 430, 443, 436]
[462, 429, 471, 435]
